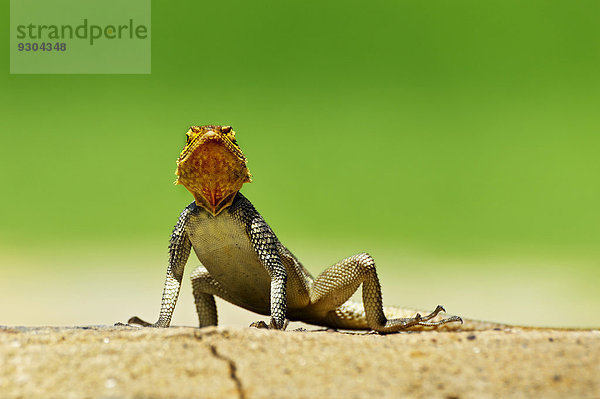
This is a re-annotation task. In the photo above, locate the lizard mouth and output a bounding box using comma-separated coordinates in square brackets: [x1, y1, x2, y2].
[175, 128, 251, 216]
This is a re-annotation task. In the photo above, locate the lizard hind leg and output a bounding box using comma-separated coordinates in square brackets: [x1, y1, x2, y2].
[191, 266, 278, 329]
[190, 266, 223, 327]
[308, 253, 461, 333]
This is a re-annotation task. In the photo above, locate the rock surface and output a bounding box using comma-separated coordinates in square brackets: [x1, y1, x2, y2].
[1, 325, 599, 399]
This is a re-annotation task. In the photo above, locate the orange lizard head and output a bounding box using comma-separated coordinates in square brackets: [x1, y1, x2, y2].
[175, 125, 252, 216]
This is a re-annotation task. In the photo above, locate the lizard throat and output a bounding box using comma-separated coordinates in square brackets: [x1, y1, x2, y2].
[175, 137, 251, 216]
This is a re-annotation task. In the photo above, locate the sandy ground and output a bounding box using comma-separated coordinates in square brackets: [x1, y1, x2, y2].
[2, 246, 599, 398]
[1, 325, 599, 399]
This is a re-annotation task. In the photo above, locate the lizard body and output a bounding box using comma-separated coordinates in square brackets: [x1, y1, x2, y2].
[129, 125, 497, 333]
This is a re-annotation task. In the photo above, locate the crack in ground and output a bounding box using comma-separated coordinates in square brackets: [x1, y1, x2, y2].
[208, 344, 246, 399]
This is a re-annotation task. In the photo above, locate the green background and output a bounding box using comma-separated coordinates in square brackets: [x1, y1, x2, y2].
[1, 1, 599, 327]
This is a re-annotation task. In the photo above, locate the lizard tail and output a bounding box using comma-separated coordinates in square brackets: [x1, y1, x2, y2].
[322, 301, 509, 332]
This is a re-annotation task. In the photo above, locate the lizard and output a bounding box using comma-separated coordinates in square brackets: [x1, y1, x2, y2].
[127, 125, 500, 333]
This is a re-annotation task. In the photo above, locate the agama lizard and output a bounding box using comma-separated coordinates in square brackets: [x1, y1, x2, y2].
[128, 125, 489, 333]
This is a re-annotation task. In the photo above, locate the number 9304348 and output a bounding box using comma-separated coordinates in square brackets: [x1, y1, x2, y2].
[17, 42, 66, 51]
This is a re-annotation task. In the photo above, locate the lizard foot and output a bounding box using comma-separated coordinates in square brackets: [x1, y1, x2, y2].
[114, 321, 141, 327]
[249, 320, 269, 329]
[374, 305, 463, 333]
[127, 316, 155, 327]
[249, 319, 289, 330]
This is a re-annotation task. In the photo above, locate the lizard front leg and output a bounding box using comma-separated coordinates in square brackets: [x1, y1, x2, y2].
[128, 206, 194, 327]
[247, 217, 288, 329]
[307, 253, 462, 333]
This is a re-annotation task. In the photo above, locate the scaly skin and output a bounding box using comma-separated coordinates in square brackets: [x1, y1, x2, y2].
[129, 125, 473, 333]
